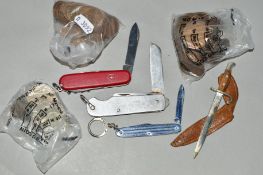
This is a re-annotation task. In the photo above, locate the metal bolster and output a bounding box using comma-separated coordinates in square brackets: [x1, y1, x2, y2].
[123, 65, 133, 73]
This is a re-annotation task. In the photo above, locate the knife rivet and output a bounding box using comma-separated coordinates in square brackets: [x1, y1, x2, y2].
[117, 108, 121, 112]
[146, 132, 152, 136]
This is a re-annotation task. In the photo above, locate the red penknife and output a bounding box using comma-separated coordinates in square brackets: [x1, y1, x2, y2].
[54, 23, 139, 93]
[58, 70, 131, 91]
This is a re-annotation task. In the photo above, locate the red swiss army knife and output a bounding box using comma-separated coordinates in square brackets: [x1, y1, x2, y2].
[53, 23, 139, 93]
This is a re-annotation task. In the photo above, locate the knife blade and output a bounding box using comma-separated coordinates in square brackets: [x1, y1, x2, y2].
[123, 23, 139, 73]
[58, 23, 139, 92]
[194, 92, 223, 158]
[150, 43, 164, 94]
[175, 84, 185, 124]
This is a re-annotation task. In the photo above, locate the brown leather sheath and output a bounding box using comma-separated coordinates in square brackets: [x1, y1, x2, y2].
[171, 72, 238, 147]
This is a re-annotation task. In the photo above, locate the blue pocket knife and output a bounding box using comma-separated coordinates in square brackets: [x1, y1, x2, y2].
[115, 85, 185, 138]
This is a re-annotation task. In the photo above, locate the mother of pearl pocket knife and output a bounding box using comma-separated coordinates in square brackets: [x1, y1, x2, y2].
[81, 43, 169, 117]
[53, 23, 139, 93]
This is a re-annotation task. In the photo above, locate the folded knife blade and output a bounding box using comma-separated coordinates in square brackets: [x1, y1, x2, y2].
[58, 23, 139, 92]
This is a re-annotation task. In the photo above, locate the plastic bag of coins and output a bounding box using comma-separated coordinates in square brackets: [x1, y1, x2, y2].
[172, 8, 254, 81]
[50, 0, 121, 69]
[0, 81, 81, 173]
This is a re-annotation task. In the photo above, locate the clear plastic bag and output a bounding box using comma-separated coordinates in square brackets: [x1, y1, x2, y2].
[0, 82, 81, 173]
[50, 0, 120, 69]
[172, 8, 254, 81]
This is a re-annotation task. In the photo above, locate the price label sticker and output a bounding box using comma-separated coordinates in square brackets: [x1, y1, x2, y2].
[74, 14, 94, 35]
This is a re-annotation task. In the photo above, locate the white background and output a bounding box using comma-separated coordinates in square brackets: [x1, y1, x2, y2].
[0, 0, 262, 174]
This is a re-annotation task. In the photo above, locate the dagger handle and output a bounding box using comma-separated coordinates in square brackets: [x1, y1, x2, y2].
[218, 63, 235, 91]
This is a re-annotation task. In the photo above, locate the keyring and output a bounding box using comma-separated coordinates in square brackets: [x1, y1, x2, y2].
[88, 118, 108, 138]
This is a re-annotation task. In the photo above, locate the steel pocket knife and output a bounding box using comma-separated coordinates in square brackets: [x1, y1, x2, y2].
[54, 23, 139, 93]
[81, 43, 169, 117]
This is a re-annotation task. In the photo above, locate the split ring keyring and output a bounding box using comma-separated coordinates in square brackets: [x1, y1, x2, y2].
[88, 118, 108, 138]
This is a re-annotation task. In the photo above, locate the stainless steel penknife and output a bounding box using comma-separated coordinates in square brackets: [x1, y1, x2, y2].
[81, 43, 169, 117]
[86, 85, 184, 138]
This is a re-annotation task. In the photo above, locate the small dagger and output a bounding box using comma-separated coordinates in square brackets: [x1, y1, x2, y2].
[194, 62, 235, 159]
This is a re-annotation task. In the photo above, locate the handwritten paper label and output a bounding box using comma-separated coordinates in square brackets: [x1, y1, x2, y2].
[74, 14, 94, 35]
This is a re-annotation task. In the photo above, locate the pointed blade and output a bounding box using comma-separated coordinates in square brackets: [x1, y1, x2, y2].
[194, 92, 223, 158]
[175, 85, 185, 124]
[150, 43, 164, 94]
[123, 23, 140, 74]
